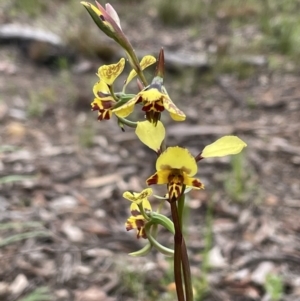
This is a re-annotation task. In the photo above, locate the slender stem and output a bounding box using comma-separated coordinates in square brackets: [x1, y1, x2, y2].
[125, 50, 148, 87]
[138, 203, 150, 221]
[137, 70, 148, 87]
[144, 222, 174, 256]
[178, 193, 194, 301]
[117, 117, 137, 128]
[170, 202, 185, 301]
[150, 212, 175, 234]
[177, 187, 186, 229]
[108, 85, 118, 101]
[181, 239, 193, 301]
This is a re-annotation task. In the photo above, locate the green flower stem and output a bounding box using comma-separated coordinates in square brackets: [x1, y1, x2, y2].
[108, 85, 118, 101]
[144, 222, 174, 256]
[129, 241, 152, 257]
[114, 94, 136, 108]
[178, 193, 194, 301]
[150, 212, 175, 234]
[117, 117, 137, 128]
[170, 202, 185, 301]
[137, 69, 148, 87]
[125, 50, 148, 87]
[138, 203, 150, 221]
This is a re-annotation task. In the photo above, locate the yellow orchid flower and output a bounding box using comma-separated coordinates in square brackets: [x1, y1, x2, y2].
[147, 147, 203, 203]
[125, 198, 152, 239]
[146, 136, 247, 202]
[123, 188, 153, 205]
[91, 81, 117, 120]
[91, 58, 126, 121]
[113, 77, 186, 124]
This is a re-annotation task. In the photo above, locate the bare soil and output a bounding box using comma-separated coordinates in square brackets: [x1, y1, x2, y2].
[0, 1, 300, 300]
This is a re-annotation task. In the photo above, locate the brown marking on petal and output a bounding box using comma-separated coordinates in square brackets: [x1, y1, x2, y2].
[135, 95, 143, 104]
[142, 100, 164, 113]
[101, 101, 114, 109]
[168, 183, 182, 203]
[97, 91, 110, 98]
[98, 109, 112, 121]
[142, 100, 165, 112]
[102, 62, 124, 82]
[139, 191, 150, 200]
[181, 166, 192, 174]
[168, 172, 184, 184]
[192, 179, 204, 189]
[130, 209, 141, 217]
[142, 57, 156, 69]
[140, 228, 147, 239]
[135, 219, 147, 239]
[146, 111, 160, 125]
[125, 222, 133, 231]
[147, 174, 158, 185]
[91, 104, 100, 111]
[103, 110, 111, 120]
[164, 97, 185, 117]
[160, 164, 172, 171]
[160, 165, 192, 175]
[167, 170, 184, 202]
[135, 219, 145, 228]
[154, 100, 164, 112]
[141, 102, 152, 112]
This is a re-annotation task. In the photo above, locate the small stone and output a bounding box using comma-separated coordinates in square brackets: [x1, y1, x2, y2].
[0, 282, 9, 296]
[75, 286, 108, 301]
[75, 265, 93, 275]
[50, 195, 78, 212]
[62, 220, 84, 243]
[264, 194, 279, 206]
[208, 246, 227, 268]
[5, 122, 26, 140]
[9, 274, 29, 295]
[55, 289, 70, 299]
[94, 209, 106, 218]
[85, 248, 113, 258]
[251, 262, 274, 285]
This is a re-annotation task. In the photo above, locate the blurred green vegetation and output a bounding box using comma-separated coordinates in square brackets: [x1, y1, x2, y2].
[224, 152, 262, 203]
[19, 287, 52, 301]
[264, 273, 284, 301]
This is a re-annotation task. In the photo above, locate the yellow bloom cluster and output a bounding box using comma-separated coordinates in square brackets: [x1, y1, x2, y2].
[82, 1, 247, 242]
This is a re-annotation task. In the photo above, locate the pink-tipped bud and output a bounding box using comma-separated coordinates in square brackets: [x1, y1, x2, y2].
[105, 3, 122, 29]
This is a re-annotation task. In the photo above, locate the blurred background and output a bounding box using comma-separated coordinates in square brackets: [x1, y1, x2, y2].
[0, 0, 300, 300]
